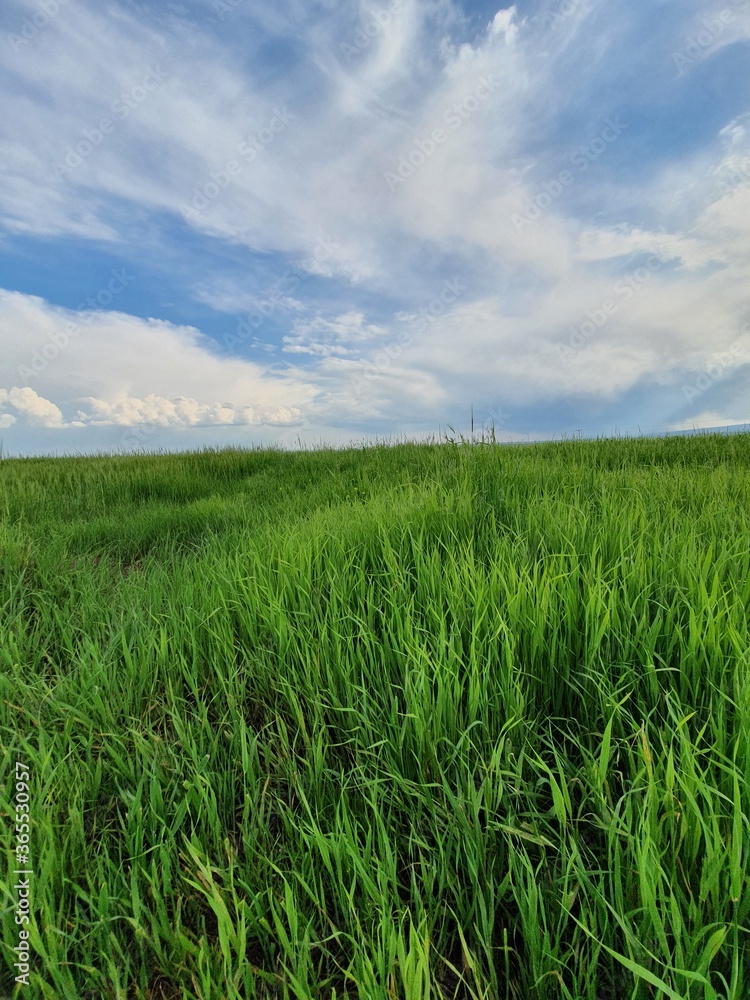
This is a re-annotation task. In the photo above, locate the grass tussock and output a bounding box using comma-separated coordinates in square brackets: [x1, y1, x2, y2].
[1, 433, 749, 998]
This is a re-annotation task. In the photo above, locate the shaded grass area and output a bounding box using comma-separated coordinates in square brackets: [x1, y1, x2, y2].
[1, 434, 749, 998]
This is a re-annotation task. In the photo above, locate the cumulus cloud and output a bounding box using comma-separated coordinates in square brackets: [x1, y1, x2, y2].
[0, 387, 64, 428]
[0, 384, 304, 432]
[79, 394, 302, 428]
[489, 6, 519, 43]
[0, 289, 316, 439]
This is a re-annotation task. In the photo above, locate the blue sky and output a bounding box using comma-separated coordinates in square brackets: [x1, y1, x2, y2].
[1, 0, 749, 454]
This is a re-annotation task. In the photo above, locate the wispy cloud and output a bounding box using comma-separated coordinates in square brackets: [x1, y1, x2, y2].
[0, 0, 749, 450]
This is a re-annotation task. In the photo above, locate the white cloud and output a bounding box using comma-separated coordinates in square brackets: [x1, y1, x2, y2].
[0, 0, 532, 290]
[574, 225, 724, 269]
[193, 285, 304, 316]
[0, 289, 316, 432]
[719, 113, 750, 148]
[283, 310, 390, 356]
[0, 386, 64, 427]
[79, 394, 302, 428]
[489, 6, 519, 43]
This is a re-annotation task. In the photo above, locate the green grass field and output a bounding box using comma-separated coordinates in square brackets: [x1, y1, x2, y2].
[1, 433, 749, 999]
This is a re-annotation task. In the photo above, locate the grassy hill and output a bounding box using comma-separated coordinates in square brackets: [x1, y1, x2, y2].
[2, 434, 749, 998]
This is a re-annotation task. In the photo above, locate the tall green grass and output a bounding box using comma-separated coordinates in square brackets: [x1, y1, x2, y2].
[1, 434, 749, 998]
